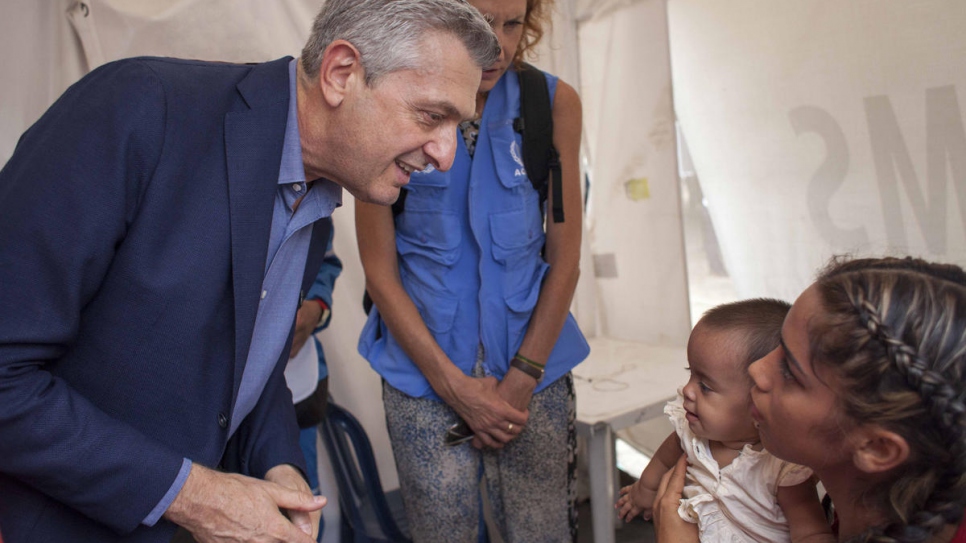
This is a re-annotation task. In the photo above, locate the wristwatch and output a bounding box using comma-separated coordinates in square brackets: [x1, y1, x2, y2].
[313, 299, 331, 329]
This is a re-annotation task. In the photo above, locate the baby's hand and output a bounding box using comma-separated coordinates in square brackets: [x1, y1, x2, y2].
[615, 479, 657, 522]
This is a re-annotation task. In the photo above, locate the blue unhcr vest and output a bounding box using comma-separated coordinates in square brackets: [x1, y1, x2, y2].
[358, 68, 589, 400]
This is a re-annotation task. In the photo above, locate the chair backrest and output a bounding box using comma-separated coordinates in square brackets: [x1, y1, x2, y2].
[320, 401, 411, 543]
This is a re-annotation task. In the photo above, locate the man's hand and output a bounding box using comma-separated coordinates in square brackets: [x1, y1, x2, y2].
[616, 477, 657, 522]
[163, 463, 325, 543]
[652, 455, 698, 543]
[265, 464, 323, 540]
[290, 301, 323, 359]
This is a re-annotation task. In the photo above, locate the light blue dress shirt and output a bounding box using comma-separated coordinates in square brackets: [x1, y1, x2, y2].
[145, 58, 341, 526]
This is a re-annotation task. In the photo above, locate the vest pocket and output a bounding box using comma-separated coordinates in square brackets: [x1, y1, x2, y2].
[490, 207, 545, 297]
[504, 263, 548, 357]
[403, 275, 461, 358]
[396, 209, 462, 268]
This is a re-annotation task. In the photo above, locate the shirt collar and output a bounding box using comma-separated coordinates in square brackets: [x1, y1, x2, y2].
[278, 59, 306, 186]
[279, 58, 342, 216]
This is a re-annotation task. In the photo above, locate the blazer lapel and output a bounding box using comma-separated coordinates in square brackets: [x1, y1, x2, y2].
[223, 57, 292, 402]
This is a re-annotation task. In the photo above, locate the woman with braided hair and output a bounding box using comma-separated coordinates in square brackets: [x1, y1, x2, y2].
[651, 255, 966, 543]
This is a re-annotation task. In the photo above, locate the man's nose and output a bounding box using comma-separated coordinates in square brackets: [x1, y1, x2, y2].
[424, 126, 457, 172]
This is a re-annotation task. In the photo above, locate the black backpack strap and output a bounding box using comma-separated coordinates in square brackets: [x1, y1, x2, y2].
[390, 187, 408, 218]
[515, 63, 564, 223]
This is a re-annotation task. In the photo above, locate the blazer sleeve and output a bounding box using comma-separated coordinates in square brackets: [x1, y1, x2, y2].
[0, 60, 186, 534]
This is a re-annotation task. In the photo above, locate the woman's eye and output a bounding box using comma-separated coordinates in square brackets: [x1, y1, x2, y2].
[778, 357, 795, 381]
[506, 20, 522, 29]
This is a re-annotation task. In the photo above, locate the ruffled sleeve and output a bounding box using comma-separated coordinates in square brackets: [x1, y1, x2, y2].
[776, 460, 813, 487]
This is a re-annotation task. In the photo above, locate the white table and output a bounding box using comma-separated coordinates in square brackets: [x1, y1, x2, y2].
[574, 337, 688, 543]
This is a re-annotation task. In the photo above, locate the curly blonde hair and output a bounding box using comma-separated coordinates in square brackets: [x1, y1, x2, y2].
[514, 0, 554, 66]
[811, 256, 966, 543]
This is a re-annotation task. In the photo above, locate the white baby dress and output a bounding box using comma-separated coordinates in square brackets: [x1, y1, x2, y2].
[667, 391, 813, 542]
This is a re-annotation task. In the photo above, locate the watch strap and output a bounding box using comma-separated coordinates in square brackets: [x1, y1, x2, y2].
[313, 299, 331, 329]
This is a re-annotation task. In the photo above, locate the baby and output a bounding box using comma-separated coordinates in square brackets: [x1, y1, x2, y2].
[616, 299, 833, 542]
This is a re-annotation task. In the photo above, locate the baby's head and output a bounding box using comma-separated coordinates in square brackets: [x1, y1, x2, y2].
[682, 298, 791, 444]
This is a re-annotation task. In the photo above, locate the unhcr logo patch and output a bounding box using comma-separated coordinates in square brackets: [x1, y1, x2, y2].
[510, 140, 526, 177]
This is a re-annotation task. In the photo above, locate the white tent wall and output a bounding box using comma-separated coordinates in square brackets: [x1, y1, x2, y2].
[0, 0, 87, 165]
[533, 0, 691, 346]
[668, 0, 966, 301]
[574, 0, 691, 346]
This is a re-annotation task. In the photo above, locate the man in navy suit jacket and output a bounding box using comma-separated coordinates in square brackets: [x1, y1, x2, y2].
[0, 1, 498, 542]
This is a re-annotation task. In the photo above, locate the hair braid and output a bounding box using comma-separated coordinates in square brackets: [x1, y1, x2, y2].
[854, 297, 965, 430]
[814, 257, 966, 543]
[847, 293, 966, 542]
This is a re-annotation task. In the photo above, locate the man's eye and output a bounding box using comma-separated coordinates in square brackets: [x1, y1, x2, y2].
[420, 110, 446, 126]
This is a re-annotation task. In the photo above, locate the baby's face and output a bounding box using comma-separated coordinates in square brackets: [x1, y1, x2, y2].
[681, 325, 759, 446]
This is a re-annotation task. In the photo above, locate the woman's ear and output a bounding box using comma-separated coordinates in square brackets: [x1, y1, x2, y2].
[851, 426, 910, 474]
[317, 39, 364, 107]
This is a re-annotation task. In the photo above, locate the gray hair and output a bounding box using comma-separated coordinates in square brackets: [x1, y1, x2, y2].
[300, 0, 500, 85]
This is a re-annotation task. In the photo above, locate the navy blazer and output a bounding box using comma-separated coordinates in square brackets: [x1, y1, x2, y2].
[0, 56, 330, 542]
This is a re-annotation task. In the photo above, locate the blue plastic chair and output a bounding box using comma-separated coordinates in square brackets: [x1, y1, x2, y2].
[320, 402, 411, 543]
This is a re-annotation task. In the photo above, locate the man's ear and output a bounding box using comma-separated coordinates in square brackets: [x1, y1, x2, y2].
[318, 40, 364, 108]
[851, 426, 910, 474]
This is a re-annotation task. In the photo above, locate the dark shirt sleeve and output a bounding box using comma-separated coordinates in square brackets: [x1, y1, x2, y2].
[307, 218, 342, 331]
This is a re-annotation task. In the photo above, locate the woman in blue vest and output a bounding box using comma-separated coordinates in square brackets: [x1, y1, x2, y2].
[356, 0, 589, 540]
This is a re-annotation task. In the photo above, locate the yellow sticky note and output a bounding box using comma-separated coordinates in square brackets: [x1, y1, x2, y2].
[624, 177, 650, 201]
